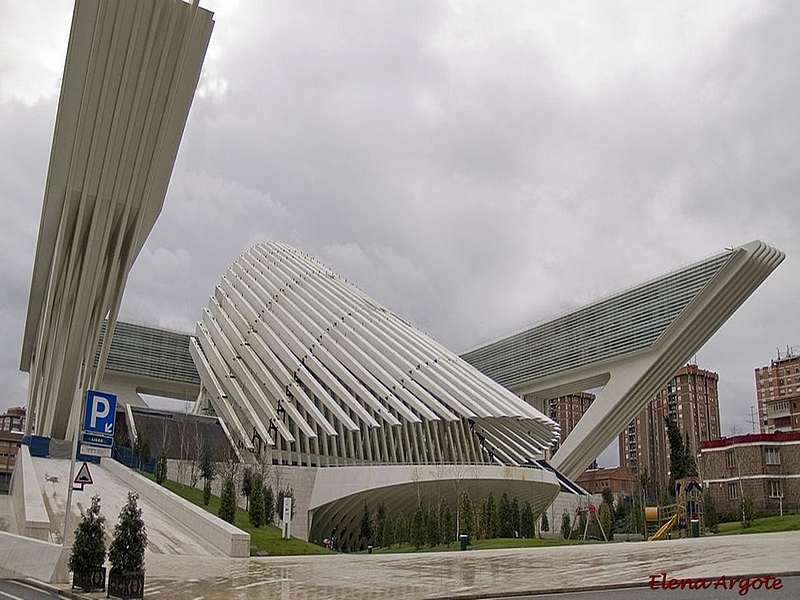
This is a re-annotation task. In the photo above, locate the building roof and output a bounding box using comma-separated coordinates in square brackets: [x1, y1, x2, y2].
[700, 431, 800, 450]
[94, 321, 200, 386]
[461, 250, 732, 388]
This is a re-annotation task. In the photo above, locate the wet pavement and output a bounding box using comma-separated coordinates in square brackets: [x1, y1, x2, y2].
[63, 530, 800, 600]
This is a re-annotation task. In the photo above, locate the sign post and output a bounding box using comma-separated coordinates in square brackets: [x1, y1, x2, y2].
[282, 496, 292, 539]
[63, 390, 117, 547]
[79, 390, 116, 458]
[73, 461, 94, 491]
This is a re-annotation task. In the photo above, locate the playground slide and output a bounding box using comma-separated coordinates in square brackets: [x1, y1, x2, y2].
[648, 514, 678, 541]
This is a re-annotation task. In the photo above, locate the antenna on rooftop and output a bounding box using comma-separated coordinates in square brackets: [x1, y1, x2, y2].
[747, 406, 758, 434]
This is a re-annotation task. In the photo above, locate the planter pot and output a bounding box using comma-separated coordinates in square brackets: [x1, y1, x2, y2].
[72, 566, 106, 591]
[107, 570, 144, 599]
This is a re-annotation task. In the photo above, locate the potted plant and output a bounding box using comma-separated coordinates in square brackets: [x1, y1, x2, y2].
[69, 495, 107, 592]
[107, 492, 147, 599]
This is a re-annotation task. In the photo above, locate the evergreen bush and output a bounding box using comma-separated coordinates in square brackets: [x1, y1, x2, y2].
[263, 484, 274, 525]
[459, 492, 474, 540]
[426, 505, 439, 547]
[411, 508, 425, 549]
[394, 513, 409, 545]
[218, 473, 237, 524]
[703, 491, 719, 533]
[519, 502, 534, 538]
[540, 509, 549, 533]
[154, 449, 167, 485]
[497, 492, 513, 538]
[561, 510, 571, 539]
[69, 495, 106, 573]
[360, 502, 373, 549]
[439, 499, 454, 545]
[249, 473, 265, 527]
[108, 492, 147, 574]
[740, 495, 755, 528]
[241, 468, 253, 511]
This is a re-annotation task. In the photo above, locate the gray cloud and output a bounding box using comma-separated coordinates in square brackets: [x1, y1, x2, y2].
[2, 1, 798, 460]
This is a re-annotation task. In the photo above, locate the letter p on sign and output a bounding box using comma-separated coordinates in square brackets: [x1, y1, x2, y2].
[83, 390, 117, 436]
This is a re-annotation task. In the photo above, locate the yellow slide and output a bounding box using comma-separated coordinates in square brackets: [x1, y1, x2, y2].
[648, 514, 678, 541]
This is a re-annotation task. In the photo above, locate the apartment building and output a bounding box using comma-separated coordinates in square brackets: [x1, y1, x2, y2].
[699, 431, 800, 513]
[619, 364, 721, 500]
[755, 350, 800, 434]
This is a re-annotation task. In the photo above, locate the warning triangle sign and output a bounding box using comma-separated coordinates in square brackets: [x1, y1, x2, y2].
[74, 461, 93, 486]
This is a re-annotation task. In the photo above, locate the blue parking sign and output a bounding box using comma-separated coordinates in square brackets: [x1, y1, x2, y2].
[83, 390, 117, 436]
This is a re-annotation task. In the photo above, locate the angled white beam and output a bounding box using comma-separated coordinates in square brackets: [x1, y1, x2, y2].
[21, 0, 213, 439]
[463, 240, 784, 479]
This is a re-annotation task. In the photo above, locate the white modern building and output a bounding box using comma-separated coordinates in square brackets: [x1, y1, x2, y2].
[190, 242, 567, 544]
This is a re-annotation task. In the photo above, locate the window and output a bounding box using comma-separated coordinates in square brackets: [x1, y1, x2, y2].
[728, 483, 738, 501]
[769, 480, 783, 499]
[765, 447, 781, 465]
[725, 450, 736, 469]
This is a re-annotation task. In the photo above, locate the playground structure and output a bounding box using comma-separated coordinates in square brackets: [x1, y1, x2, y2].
[646, 477, 704, 541]
[570, 504, 609, 541]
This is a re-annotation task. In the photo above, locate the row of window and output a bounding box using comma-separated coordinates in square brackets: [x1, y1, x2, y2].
[727, 480, 783, 501]
[725, 447, 781, 467]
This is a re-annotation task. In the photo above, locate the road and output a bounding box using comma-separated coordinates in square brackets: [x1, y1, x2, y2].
[0, 580, 65, 600]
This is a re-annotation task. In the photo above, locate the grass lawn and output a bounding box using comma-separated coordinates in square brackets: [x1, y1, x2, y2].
[155, 477, 331, 556]
[714, 514, 800, 536]
[144, 472, 800, 555]
[372, 537, 596, 554]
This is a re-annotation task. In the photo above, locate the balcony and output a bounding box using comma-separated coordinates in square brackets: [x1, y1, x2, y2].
[765, 401, 791, 419]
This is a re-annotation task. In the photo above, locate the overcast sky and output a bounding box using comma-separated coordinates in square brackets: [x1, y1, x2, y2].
[1, 1, 798, 464]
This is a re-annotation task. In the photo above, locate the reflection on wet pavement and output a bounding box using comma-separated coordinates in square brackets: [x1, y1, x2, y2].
[134, 531, 800, 600]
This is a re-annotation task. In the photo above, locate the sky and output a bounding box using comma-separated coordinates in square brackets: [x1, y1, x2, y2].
[1, 1, 798, 465]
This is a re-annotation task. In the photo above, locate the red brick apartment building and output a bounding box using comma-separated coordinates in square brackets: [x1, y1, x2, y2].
[548, 391, 595, 455]
[755, 351, 800, 434]
[699, 431, 800, 514]
[0, 407, 25, 494]
[620, 364, 721, 499]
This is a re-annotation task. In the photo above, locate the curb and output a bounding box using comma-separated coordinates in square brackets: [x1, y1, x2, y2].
[17, 578, 92, 600]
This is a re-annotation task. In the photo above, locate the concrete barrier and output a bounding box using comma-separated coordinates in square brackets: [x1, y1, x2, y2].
[101, 458, 250, 557]
[0, 531, 69, 583]
[11, 445, 52, 541]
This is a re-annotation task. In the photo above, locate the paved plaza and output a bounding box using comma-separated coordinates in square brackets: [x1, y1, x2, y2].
[40, 530, 799, 600]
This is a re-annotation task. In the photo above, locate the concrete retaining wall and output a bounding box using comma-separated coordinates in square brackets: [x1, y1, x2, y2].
[0, 531, 69, 583]
[166, 460, 318, 541]
[102, 458, 250, 557]
[11, 445, 52, 541]
[539, 490, 601, 539]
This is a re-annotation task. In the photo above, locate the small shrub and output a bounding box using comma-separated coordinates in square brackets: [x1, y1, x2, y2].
[108, 492, 147, 574]
[249, 474, 265, 527]
[69, 495, 106, 573]
[154, 450, 167, 485]
[740, 495, 755, 528]
[218, 473, 237, 524]
[561, 510, 571, 540]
